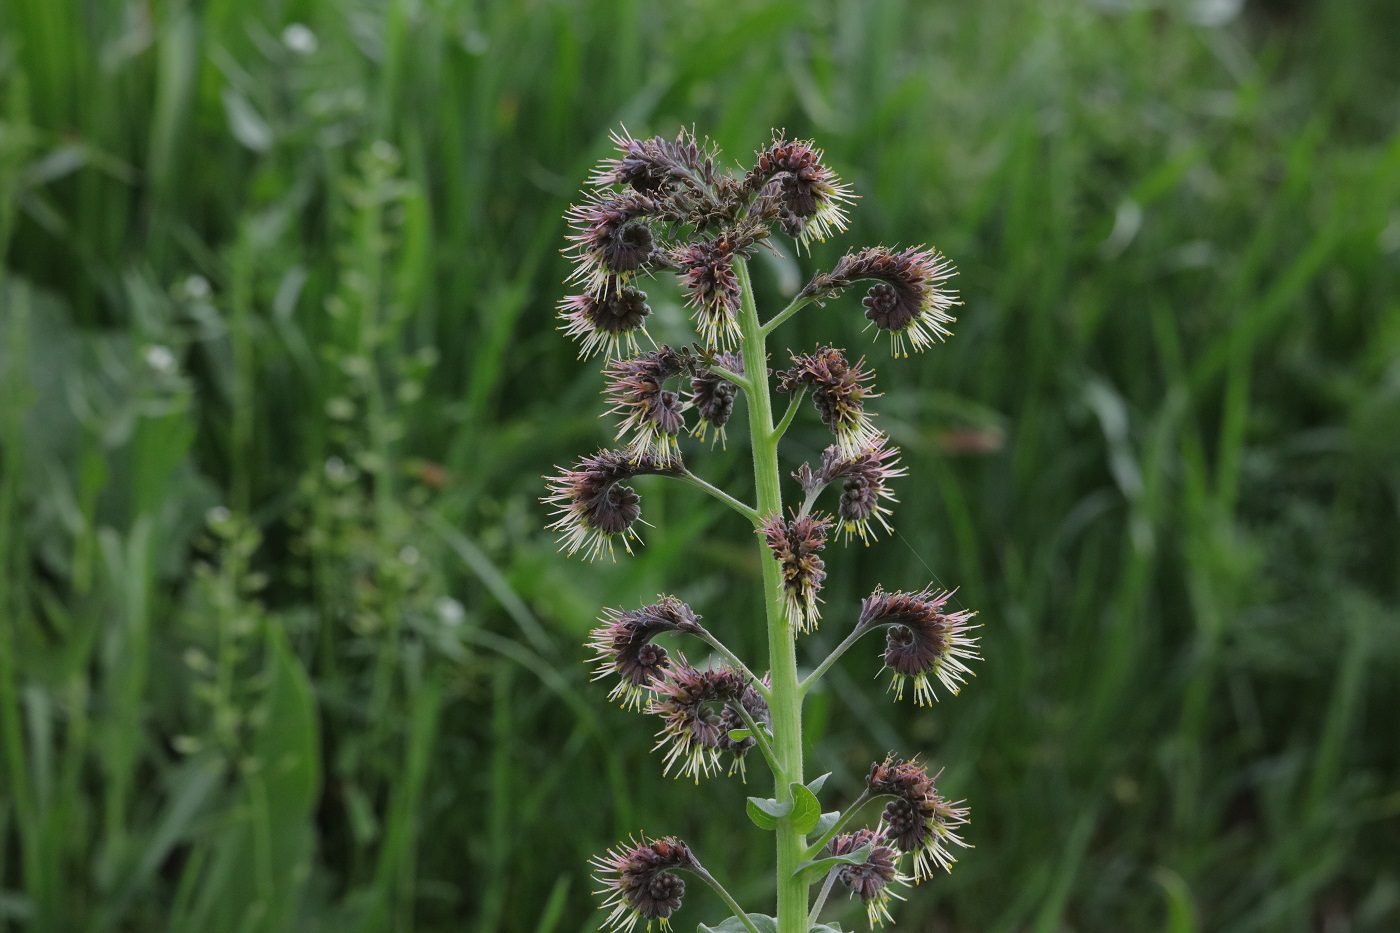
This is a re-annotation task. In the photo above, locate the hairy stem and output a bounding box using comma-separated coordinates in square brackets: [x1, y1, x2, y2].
[676, 469, 761, 525]
[807, 868, 841, 928]
[773, 387, 806, 444]
[736, 258, 809, 931]
[691, 862, 762, 933]
[803, 789, 875, 859]
[799, 625, 872, 696]
[760, 294, 814, 338]
[731, 701, 781, 780]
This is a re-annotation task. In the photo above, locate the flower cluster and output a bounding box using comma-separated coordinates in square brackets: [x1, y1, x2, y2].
[867, 756, 971, 882]
[552, 128, 978, 933]
[543, 449, 682, 561]
[649, 662, 768, 783]
[828, 829, 909, 927]
[592, 834, 696, 933]
[587, 596, 705, 710]
[760, 510, 830, 632]
[800, 245, 961, 357]
[745, 135, 855, 248]
[796, 437, 908, 545]
[604, 346, 690, 464]
[564, 192, 660, 293]
[776, 347, 880, 457]
[858, 586, 981, 705]
[671, 238, 743, 348]
[558, 285, 653, 360]
[687, 352, 742, 447]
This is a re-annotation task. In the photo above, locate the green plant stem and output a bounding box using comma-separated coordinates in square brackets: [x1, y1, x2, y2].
[799, 626, 872, 696]
[691, 862, 762, 933]
[730, 701, 781, 779]
[695, 630, 770, 702]
[807, 868, 841, 928]
[803, 790, 875, 859]
[773, 387, 806, 444]
[735, 258, 809, 931]
[676, 470, 761, 525]
[759, 295, 814, 338]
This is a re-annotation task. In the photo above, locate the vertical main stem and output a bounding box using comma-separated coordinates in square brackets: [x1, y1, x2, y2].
[735, 259, 809, 930]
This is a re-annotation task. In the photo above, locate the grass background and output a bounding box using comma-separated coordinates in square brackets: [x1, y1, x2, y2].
[1, 0, 1398, 930]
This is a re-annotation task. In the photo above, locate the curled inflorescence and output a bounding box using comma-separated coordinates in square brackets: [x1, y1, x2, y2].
[759, 511, 830, 633]
[687, 352, 742, 447]
[604, 346, 691, 464]
[858, 586, 981, 705]
[649, 662, 763, 783]
[828, 828, 909, 928]
[558, 284, 653, 360]
[587, 596, 705, 710]
[745, 135, 855, 249]
[866, 755, 972, 882]
[592, 834, 697, 932]
[543, 449, 682, 561]
[801, 245, 960, 357]
[776, 347, 880, 458]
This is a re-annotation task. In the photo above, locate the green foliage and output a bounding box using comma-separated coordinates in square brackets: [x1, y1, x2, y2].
[1, 0, 1397, 931]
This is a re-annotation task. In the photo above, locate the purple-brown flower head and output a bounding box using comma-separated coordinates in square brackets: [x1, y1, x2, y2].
[670, 238, 742, 349]
[589, 128, 681, 195]
[565, 192, 660, 292]
[589, 128, 723, 206]
[866, 756, 971, 882]
[648, 661, 752, 783]
[828, 829, 909, 928]
[591, 834, 696, 932]
[716, 680, 770, 782]
[820, 438, 907, 544]
[759, 511, 831, 633]
[558, 284, 653, 361]
[858, 586, 980, 705]
[687, 352, 742, 448]
[587, 596, 704, 710]
[801, 246, 961, 357]
[776, 348, 880, 458]
[604, 347, 690, 464]
[746, 136, 854, 249]
[543, 449, 681, 561]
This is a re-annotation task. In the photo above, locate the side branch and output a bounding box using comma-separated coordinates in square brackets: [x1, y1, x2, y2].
[676, 469, 761, 525]
[690, 860, 764, 933]
[772, 387, 806, 444]
[759, 295, 814, 338]
[731, 701, 782, 781]
[799, 625, 870, 696]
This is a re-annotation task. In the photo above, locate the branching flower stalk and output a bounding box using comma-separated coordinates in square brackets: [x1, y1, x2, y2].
[545, 128, 980, 933]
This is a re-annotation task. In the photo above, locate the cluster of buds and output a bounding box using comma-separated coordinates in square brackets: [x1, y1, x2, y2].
[547, 128, 978, 931]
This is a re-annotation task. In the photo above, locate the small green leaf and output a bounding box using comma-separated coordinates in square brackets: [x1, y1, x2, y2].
[726, 728, 753, 743]
[698, 914, 778, 933]
[746, 796, 790, 830]
[792, 843, 872, 885]
[812, 811, 841, 838]
[788, 782, 821, 834]
[810, 924, 847, 932]
[805, 772, 832, 797]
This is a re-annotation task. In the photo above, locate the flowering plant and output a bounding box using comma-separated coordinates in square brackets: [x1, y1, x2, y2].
[546, 129, 980, 933]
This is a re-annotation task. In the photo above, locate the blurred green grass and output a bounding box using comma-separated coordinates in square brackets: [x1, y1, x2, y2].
[1, 0, 1398, 930]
